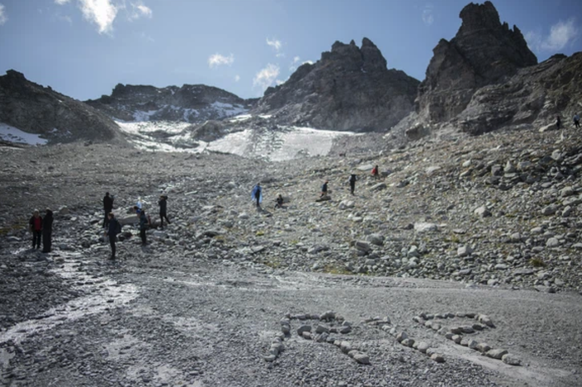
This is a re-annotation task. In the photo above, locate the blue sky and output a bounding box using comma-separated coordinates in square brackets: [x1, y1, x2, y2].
[0, 0, 580, 101]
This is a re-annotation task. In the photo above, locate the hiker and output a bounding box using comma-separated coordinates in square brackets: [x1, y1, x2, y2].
[574, 113, 580, 128]
[41, 208, 53, 253]
[158, 195, 171, 229]
[136, 197, 143, 210]
[133, 205, 142, 216]
[348, 174, 357, 195]
[29, 210, 42, 249]
[105, 212, 121, 260]
[321, 180, 328, 198]
[275, 194, 284, 209]
[556, 115, 561, 130]
[103, 192, 114, 228]
[371, 165, 379, 179]
[252, 183, 262, 208]
[139, 210, 148, 245]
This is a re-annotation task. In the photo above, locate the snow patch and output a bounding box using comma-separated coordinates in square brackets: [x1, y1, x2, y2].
[228, 114, 252, 123]
[0, 123, 47, 145]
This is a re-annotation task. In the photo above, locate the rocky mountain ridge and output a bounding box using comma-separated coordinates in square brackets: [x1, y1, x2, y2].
[86, 83, 256, 123]
[253, 38, 420, 131]
[0, 70, 126, 145]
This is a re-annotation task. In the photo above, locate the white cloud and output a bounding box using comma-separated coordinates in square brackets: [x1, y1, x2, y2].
[78, 0, 118, 34]
[422, 5, 434, 26]
[293, 56, 300, 63]
[129, 1, 152, 20]
[526, 19, 579, 52]
[302, 60, 314, 65]
[55, 0, 72, 4]
[0, 4, 7, 26]
[253, 63, 280, 92]
[234, 75, 240, 82]
[266, 37, 282, 51]
[208, 53, 234, 68]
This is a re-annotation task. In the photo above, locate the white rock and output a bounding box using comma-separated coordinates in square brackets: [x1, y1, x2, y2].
[457, 245, 473, 257]
[414, 222, 437, 232]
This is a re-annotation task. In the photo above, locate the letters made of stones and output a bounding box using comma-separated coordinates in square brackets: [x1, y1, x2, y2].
[412, 312, 521, 366]
[265, 311, 445, 364]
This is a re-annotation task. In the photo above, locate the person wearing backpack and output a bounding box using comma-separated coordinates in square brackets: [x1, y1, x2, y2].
[371, 165, 379, 179]
[105, 212, 121, 260]
[348, 174, 357, 195]
[139, 210, 148, 245]
[29, 210, 43, 249]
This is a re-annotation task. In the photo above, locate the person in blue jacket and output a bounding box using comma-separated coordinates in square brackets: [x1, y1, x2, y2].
[252, 183, 262, 208]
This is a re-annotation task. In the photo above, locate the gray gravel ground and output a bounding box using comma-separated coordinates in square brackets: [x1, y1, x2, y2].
[1, 128, 582, 387]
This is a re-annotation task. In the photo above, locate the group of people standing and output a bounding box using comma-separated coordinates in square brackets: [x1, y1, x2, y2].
[28, 209, 53, 252]
[102, 192, 171, 260]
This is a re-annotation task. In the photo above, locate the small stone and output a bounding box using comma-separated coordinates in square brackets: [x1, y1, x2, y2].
[476, 342, 491, 353]
[396, 332, 408, 342]
[486, 349, 508, 360]
[353, 352, 370, 364]
[430, 353, 445, 363]
[417, 342, 430, 353]
[457, 245, 473, 257]
[297, 325, 311, 335]
[340, 341, 352, 353]
[452, 335, 462, 344]
[474, 206, 492, 217]
[502, 354, 521, 366]
[467, 339, 478, 350]
[401, 338, 415, 347]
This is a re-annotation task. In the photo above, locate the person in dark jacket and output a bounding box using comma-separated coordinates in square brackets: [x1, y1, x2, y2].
[105, 212, 119, 260]
[103, 192, 114, 228]
[321, 181, 328, 198]
[556, 115, 561, 130]
[41, 209, 53, 253]
[29, 210, 42, 249]
[139, 210, 148, 245]
[349, 174, 357, 195]
[275, 194, 284, 209]
[158, 195, 171, 229]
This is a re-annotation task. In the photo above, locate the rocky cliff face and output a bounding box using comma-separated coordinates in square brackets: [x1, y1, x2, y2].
[0, 70, 124, 144]
[416, 1, 537, 123]
[253, 38, 420, 131]
[458, 52, 582, 134]
[86, 84, 255, 123]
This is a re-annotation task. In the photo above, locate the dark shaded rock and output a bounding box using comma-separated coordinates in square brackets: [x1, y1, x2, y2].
[0, 70, 125, 144]
[253, 38, 419, 132]
[416, 1, 537, 124]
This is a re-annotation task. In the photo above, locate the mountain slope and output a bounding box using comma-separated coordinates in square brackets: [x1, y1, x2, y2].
[0, 70, 125, 144]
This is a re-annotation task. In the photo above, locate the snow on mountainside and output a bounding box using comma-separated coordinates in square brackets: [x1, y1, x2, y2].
[115, 115, 358, 161]
[86, 83, 255, 124]
[0, 122, 48, 145]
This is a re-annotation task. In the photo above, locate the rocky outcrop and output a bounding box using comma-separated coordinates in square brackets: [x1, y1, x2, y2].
[253, 38, 419, 131]
[86, 84, 256, 123]
[458, 53, 582, 134]
[416, 1, 537, 123]
[0, 70, 125, 144]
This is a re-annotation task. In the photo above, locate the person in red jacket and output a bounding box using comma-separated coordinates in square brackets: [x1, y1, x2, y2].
[29, 210, 42, 249]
